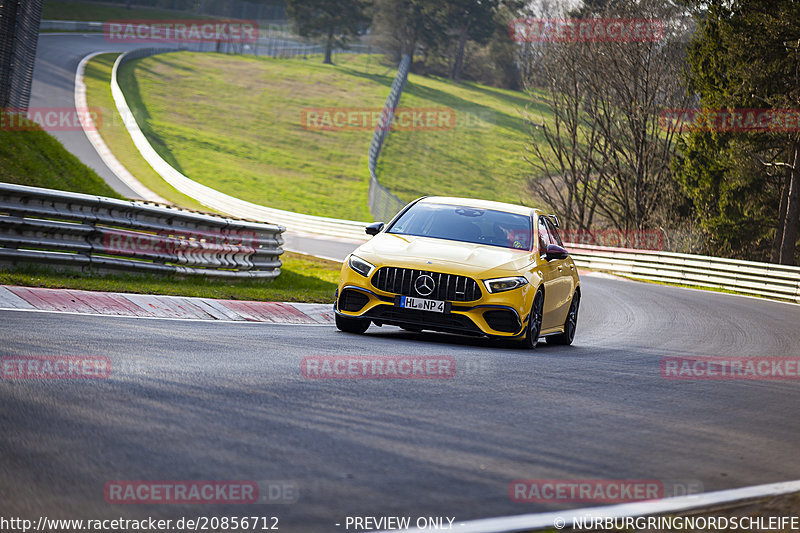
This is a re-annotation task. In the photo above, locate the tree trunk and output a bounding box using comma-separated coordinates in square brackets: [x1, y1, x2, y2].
[451, 23, 470, 83]
[323, 26, 334, 64]
[771, 171, 790, 262]
[778, 142, 800, 265]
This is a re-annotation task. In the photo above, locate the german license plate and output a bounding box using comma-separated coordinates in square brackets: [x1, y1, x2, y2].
[396, 296, 449, 313]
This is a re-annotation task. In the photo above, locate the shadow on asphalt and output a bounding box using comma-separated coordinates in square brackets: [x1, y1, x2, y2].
[352, 326, 587, 354]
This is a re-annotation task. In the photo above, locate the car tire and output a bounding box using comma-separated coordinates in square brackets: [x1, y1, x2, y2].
[521, 289, 544, 349]
[335, 314, 371, 334]
[547, 289, 580, 346]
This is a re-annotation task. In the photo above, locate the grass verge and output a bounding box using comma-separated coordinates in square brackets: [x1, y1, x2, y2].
[0, 118, 123, 198]
[0, 251, 341, 303]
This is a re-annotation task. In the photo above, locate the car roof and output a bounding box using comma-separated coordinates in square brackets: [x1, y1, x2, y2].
[418, 196, 537, 217]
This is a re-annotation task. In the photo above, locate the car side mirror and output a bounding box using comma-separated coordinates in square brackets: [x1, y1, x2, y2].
[365, 222, 384, 236]
[545, 243, 568, 261]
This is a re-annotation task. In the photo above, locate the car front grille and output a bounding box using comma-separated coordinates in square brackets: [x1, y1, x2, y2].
[370, 267, 481, 302]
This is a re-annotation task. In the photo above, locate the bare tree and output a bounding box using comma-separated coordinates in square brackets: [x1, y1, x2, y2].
[586, 0, 692, 232]
[523, 39, 606, 232]
[524, 0, 693, 237]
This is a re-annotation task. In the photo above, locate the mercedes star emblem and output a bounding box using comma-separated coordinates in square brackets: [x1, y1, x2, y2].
[414, 274, 435, 297]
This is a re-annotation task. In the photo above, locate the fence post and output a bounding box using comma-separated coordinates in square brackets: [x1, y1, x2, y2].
[367, 54, 411, 222]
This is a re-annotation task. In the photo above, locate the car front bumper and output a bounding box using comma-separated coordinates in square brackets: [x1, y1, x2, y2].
[335, 265, 534, 338]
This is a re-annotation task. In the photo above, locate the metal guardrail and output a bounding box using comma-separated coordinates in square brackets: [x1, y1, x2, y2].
[567, 243, 800, 303]
[367, 54, 410, 223]
[0, 183, 285, 278]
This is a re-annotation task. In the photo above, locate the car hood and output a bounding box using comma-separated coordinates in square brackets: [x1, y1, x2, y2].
[354, 233, 534, 275]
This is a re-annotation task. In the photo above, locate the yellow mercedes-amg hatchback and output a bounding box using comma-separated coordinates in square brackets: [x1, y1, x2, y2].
[334, 197, 581, 348]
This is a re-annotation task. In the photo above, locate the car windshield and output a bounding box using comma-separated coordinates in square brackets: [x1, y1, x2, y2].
[388, 202, 532, 250]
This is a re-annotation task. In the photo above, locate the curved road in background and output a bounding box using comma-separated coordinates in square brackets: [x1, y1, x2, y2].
[31, 34, 178, 198]
[5, 31, 799, 532]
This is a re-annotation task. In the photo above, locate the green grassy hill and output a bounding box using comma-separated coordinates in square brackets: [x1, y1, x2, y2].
[378, 74, 538, 207]
[114, 52, 393, 220]
[106, 52, 547, 220]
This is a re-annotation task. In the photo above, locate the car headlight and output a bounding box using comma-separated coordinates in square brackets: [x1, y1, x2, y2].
[483, 276, 528, 293]
[348, 255, 375, 277]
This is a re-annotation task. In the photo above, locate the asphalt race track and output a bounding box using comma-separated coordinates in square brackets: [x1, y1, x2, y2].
[2, 275, 800, 531]
[4, 32, 800, 532]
